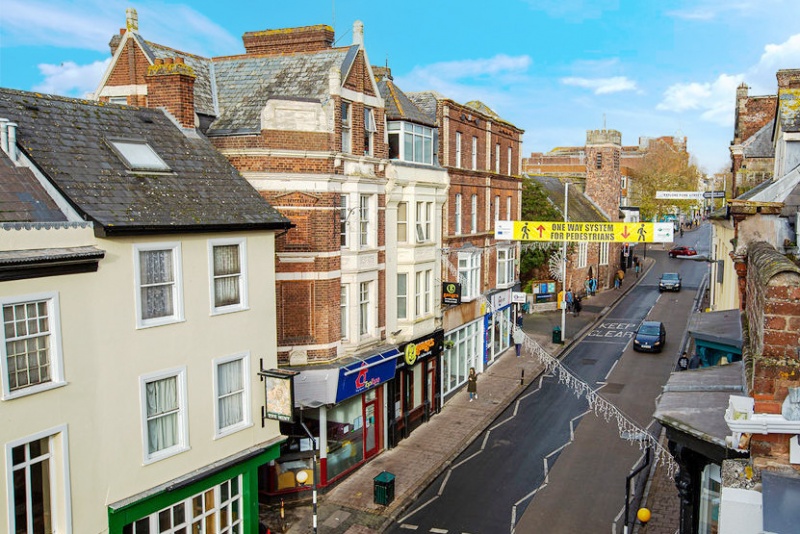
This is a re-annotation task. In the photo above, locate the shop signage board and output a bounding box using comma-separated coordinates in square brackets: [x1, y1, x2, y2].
[495, 220, 674, 243]
[336, 348, 400, 403]
[442, 281, 461, 305]
[655, 191, 705, 200]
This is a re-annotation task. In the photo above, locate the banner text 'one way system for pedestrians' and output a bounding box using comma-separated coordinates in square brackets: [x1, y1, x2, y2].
[494, 221, 674, 243]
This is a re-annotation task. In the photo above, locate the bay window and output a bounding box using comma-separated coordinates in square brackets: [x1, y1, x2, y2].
[458, 252, 481, 301]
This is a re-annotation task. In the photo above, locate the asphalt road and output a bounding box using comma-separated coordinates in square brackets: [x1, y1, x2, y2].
[386, 227, 710, 534]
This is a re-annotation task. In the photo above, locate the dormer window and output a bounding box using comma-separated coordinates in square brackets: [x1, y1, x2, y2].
[387, 121, 433, 164]
[109, 139, 169, 172]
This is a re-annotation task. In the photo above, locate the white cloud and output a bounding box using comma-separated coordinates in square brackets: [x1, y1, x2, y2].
[32, 59, 112, 98]
[560, 76, 637, 94]
[402, 54, 531, 83]
[656, 32, 800, 127]
[0, 0, 239, 57]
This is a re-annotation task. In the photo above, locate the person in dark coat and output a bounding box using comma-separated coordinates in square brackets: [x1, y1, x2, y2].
[467, 367, 478, 401]
[678, 352, 689, 371]
[688, 353, 701, 369]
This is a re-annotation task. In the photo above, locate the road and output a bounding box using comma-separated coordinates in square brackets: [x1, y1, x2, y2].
[386, 227, 710, 534]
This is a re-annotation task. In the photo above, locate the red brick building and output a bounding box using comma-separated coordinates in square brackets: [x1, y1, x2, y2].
[729, 83, 777, 197]
[94, 9, 400, 490]
[408, 92, 523, 396]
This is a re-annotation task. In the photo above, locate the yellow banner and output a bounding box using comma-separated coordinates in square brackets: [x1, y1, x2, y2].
[494, 221, 673, 243]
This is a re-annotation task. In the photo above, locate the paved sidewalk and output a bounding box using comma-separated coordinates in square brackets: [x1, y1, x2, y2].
[262, 258, 666, 533]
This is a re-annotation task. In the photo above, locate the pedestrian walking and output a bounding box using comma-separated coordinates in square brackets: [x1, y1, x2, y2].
[572, 295, 582, 317]
[616, 269, 625, 288]
[565, 288, 574, 312]
[584, 276, 592, 297]
[590, 276, 597, 296]
[467, 367, 478, 401]
[634, 261, 640, 278]
[513, 327, 525, 357]
[688, 353, 701, 369]
[678, 352, 689, 371]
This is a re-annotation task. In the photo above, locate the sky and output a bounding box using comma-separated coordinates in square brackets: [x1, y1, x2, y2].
[1, 0, 799, 174]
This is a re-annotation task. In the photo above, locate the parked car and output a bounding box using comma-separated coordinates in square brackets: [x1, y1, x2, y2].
[633, 321, 666, 353]
[668, 246, 697, 258]
[659, 272, 682, 292]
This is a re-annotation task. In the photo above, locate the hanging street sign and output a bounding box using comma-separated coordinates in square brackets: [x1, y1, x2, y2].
[655, 191, 705, 200]
[703, 190, 726, 199]
[495, 221, 674, 243]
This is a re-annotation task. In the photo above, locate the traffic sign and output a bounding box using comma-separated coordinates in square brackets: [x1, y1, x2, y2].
[703, 190, 725, 199]
[495, 221, 674, 243]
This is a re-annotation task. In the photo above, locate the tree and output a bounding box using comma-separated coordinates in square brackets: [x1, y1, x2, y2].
[519, 177, 562, 289]
[629, 139, 701, 221]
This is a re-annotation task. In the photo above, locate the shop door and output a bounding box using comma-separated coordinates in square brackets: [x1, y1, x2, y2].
[363, 389, 380, 459]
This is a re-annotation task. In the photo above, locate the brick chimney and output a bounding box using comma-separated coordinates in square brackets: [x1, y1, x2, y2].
[145, 57, 196, 129]
[776, 69, 800, 91]
[242, 25, 335, 55]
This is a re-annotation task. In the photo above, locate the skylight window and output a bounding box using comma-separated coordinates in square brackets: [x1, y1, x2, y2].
[109, 140, 170, 171]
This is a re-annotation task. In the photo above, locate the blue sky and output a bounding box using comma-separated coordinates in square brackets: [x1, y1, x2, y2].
[1, 0, 799, 174]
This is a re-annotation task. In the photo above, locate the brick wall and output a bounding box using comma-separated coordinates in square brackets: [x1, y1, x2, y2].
[745, 241, 800, 468]
[145, 58, 195, 128]
[106, 38, 151, 87]
[242, 25, 334, 55]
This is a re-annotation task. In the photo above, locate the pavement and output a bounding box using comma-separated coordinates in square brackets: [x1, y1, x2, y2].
[261, 250, 682, 534]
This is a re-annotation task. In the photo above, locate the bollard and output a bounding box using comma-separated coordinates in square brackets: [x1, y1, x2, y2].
[520, 369, 525, 386]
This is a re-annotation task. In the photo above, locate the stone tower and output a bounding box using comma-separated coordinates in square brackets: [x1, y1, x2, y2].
[584, 129, 622, 222]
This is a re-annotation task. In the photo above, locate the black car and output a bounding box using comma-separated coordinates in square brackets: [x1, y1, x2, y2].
[659, 272, 682, 292]
[633, 321, 666, 353]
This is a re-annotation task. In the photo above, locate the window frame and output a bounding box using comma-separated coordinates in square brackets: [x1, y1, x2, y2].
[1, 292, 65, 400]
[208, 238, 248, 316]
[140, 366, 189, 464]
[340, 195, 349, 248]
[397, 202, 408, 243]
[497, 246, 516, 288]
[495, 143, 500, 173]
[108, 139, 170, 172]
[458, 252, 481, 301]
[471, 194, 478, 234]
[341, 101, 352, 154]
[415, 201, 432, 243]
[454, 194, 462, 236]
[388, 121, 433, 164]
[134, 242, 184, 329]
[213, 352, 252, 439]
[359, 194, 371, 249]
[364, 107, 376, 156]
[508, 145, 513, 175]
[340, 285, 349, 340]
[455, 132, 462, 168]
[359, 281, 371, 337]
[599, 242, 609, 266]
[577, 242, 588, 268]
[471, 136, 478, 170]
[5, 425, 71, 534]
[397, 273, 408, 320]
[506, 196, 512, 221]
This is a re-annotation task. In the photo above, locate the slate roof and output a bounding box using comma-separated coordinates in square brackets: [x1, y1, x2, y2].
[376, 79, 435, 126]
[0, 150, 66, 223]
[526, 175, 607, 222]
[742, 122, 775, 158]
[141, 36, 217, 118]
[0, 88, 291, 236]
[208, 46, 358, 134]
[405, 91, 444, 124]
[654, 361, 746, 452]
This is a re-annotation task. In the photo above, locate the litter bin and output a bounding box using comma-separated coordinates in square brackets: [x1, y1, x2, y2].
[552, 326, 562, 344]
[373, 471, 395, 505]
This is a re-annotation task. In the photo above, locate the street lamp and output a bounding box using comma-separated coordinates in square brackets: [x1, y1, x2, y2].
[297, 421, 318, 534]
[560, 182, 569, 343]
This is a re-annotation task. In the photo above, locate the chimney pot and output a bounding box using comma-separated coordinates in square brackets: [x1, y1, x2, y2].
[119, 28, 125, 35]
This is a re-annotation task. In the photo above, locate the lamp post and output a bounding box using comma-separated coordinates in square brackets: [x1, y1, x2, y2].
[297, 421, 318, 534]
[560, 182, 569, 342]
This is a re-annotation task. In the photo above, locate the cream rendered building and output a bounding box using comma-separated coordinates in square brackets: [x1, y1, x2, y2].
[0, 89, 291, 533]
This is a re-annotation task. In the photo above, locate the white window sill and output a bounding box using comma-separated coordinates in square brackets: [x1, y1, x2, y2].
[210, 305, 249, 317]
[136, 317, 186, 330]
[2, 380, 67, 401]
[143, 444, 190, 465]
[214, 422, 253, 440]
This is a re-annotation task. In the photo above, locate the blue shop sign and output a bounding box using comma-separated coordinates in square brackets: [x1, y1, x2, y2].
[336, 348, 400, 403]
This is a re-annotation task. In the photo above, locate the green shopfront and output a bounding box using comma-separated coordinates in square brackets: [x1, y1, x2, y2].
[108, 444, 281, 533]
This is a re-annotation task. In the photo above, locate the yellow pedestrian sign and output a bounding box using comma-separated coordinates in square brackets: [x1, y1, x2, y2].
[494, 220, 674, 243]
